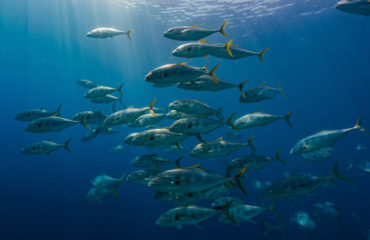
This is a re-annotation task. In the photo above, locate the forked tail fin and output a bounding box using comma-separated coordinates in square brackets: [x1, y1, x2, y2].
[331, 162, 355, 182]
[219, 20, 229, 37]
[258, 48, 270, 63]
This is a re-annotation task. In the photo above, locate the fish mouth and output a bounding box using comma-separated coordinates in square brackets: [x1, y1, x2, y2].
[144, 72, 154, 82]
[171, 49, 181, 56]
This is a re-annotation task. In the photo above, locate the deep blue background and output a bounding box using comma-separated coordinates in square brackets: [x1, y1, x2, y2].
[0, 0, 369, 239]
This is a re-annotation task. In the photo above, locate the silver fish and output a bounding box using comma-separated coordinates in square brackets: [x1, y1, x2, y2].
[91, 173, 125, 189]
[172, 39, 233, 59]
[25, 116, 89, 133]
[130, 154, 182, 169]
[77, 79, 98, 89]
[86, 28, 133, 39]
[126, 169, 162, 186]
[239, 82, 286, 103]
[168, 99, 223, 120]
[84, 83, 123, 99]
[72, 111, 106, 125]
[22, 139, 71, 155]
[15, 104, 62, 122]
[335, 0, 370, 16]
[234, 111, 292, 129]
[210, 44, 270, 62]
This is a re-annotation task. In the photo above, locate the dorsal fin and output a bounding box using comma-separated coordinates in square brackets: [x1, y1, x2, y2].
[199, 39, 206, 43]
[187, 164, 201, 168]
[177, 62, 187, 66]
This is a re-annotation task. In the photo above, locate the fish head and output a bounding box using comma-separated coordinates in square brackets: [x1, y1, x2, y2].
[147, 172, 173, 191]
[86, 29, 101, 38]
[156, 211, 177, 227]
[124, 132, 141, 145]
[163, 27, 180, 39]
[25, 120, 43, 132]
[289, 143, 303, 155]
[171, 44, 196, 58]
[126, 171, 146, 183]
[21, 144, 38, 154]
[335, 0, 359, 11]
[14, 112, 26, 121]
[168, 119, 187, 133]
[189, 143, 205, 157]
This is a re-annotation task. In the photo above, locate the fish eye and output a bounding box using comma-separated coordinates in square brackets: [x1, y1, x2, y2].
[187, 47, 192, 52]
[31, 147, 36, 151]
[37, 122, 42, 127]
[164, 73, 168, 78]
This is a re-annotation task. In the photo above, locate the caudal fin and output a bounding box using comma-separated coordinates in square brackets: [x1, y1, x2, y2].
[331, 162, 355, 182]
[354, 117, 369, 134]
[275, 149, 287, 164]
[247, 135, 257, 152]
[278, 82, 287, 98]
[80, 116, 91, 129]
[117, 83, 124, 97]
[224, 39, 233, 58]
[238, 80, 248, 98]
[258, 48, 270, 63]
[126, 30, 133, 40]
[219, 20, 229, 37]
[209, 64, 220, 84]
[234, 167, 248, 196]
[284, 112, 293, 128]
[223, 200, 238, 224]
[119, 172, 126, 186]
[216, 108, 224, 121]
[226, 113, 238, 131]
[64, 138, 72, 152]
[149, 98, 157, 117]
[175, 156, 183, 168]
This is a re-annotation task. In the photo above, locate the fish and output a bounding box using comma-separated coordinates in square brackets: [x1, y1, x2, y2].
[226, 149, 286, 176]
[25, 116, 90, 133]
[128, 113, 166, 128]
[22, 138, 72, 155]
[335, 0, 370, 16]
[110, 144, 124, 154]
[130, 154, 182, 169]
[145, 62, 219, 85]
[124, 128, 188, 149]
[218, 203, 270, 224]
[239, 82, 286, 103]
[172, 39, 234, 58]
[126, 169, 162, 186]
[90, 94, 122, 104]
[291, 211, 316, 230]
[168, 99, 223, 120]
[234, 111, 292, 130]
[86, 187, 118, 204]
[156, 202, 235, 229]
[77, 79, 98, 89]
[357, 144, 367, 151]
[210, 44, 270, 62]
[91, 173, 126, 189]
[166, 110, 201, 120]
[211, 196, 243, 210]
[163, 20, 229, 41]
[86, 28, 133, 39]
[263, 162, 354, 199]
[84, 83, 123, 99]
[177, 75, 247, 96]
[290, 118, 369, 155]
[72, 111, 106, 125]
[260, 218, 284, 236]
[103, 99, 156, 126]
[302, 147, 333, 162]
[15, 104, 62, 122]
[190, 136, 257, 159]
[148, 164, 247, 195]
[168, 114, 237, 140]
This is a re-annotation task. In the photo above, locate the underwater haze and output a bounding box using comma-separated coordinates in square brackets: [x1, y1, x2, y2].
[1, 0, 370, 239]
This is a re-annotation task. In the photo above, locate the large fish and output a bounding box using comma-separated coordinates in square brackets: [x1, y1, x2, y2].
[290, 118, 369, 155]
[144, 62, 219, 85]
[239, 82, 286, 103]
[335, 0, 370, 16]
[84, 83, 123, 99]
[263, 162, 354, 199]
[210, 45, 270, 62]
[86, 28, 133, 39]
[22, 139, 71, 155]
[172, 39, 233, 59]
[15, 104, 62, 122]
[128, 113, 166, 128]
[234, 111, 292, 129]
[25, 116, 89, 133]
[168, 99, 223, 120]
[163, 20, 229, 41]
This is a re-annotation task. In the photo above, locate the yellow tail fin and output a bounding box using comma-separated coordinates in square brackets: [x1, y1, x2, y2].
[225, 39, 234, 58]
[209, 64, 220, 84]
[219, 20, 229, 37]
[149, 98, 157, 117]
[258, 48, 270, 63]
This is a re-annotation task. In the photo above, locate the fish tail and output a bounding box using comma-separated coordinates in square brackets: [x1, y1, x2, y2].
[126, 29, 133, 40]
[233, 167, 248, 196]
[222, 200, 238, 224]
[149, 98, 157, 117]
[247, 135, 257, 152]
[285, 111, 293, 128]
[216, 108, 224, 121]
[237, 80, 248, 98]
[354, 117, 369, 134]
[258, 48, 270, 63]
[224, 38, 233, 58]
[202, 61, 209, 72]
[278, 82, 287, 98]
[55, 104, 62, 116]
[64, 138, 72, 152]
[175, 156, 183, 168]
[209, 64, 220, 84]
[275, 149, 287, 164]
[219, 20, 229, 37]
[331, 162, 355, 182]
[226, 112, 238, 131]
[81, 115, 91, 129]
[117, 83, 124, 96]
[119, 172, 126, 186]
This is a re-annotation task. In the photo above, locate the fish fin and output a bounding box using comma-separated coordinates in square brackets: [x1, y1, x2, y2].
[175, 156, 183, 168]
[209, 64, 220, 84]
[233, 168, 248, 196]
[199, 39, 206, 43]
[332, 162, 355, 182]
[149, 98, 157, 117]
[219, 20, 229, 37]
[258, 48, 270, 63]
[278, 82, 287, 98]
[285, 112, 293, 128]
[224, 39, 233, 58]
[216, 108, 224, 121]
[119, 172, 126, 186]
[55, 104, 62, 116]
[177, 62, 187, 66]
[226, 113, 238, 131]
[81, 116, 91, 129]
[275, 149, 287, 164]
[196, 134, 205, 143]
[202, 61, 209, 72]
[238, 80, 247, 98]
[223, 200, 238, 224]
[126, 29, 133, 40]
[175, 142, 181, 149]
[117, 83, 124, 97]
[191, 25, 198, 28]
[354, 117, 369, 134]
[187, 164, 201, 168]
[247, 135, 257, 152]
[64, 138, 72, 152]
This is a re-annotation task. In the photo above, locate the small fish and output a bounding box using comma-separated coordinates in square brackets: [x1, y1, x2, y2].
[239, 82, 286, 103]
[172, 39, 233, 58]
[218, 203, 270, 224]
[126, 169, 162, 186]
[90, 94, 122, 104]
[77, 79, 98, 89]
[110, 144, 124, 154]
[190, 136, 257, 159]
[357, 144, 367, 151]
[25, 116, 90, 133]
[335, 0, 370, 16]
[91, 173, 125, 189]
[15, 104, 62, 122]
[22, 138, 72, 155]
[290, 118, 369, 155]
[86, 28, 133, 39]
[168, 99, 223, 120]
[145, 62, 219, 85]
[234, 111, 292, 130]
[291, 211, 316, 230]
[130, 154, 182, 169]
[163, 20, 228, 41]
[72, 111, 106, 125]
[302, 147, 333, 162]
[86, 187, 118, 204]
[84, 83, 123, 99]
[210, 45, 270, 62]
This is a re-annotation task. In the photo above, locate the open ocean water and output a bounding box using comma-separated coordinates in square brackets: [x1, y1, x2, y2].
[0, 0, 369, 239]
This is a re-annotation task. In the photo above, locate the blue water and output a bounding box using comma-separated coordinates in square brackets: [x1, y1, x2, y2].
[1, 0, 370, 239]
